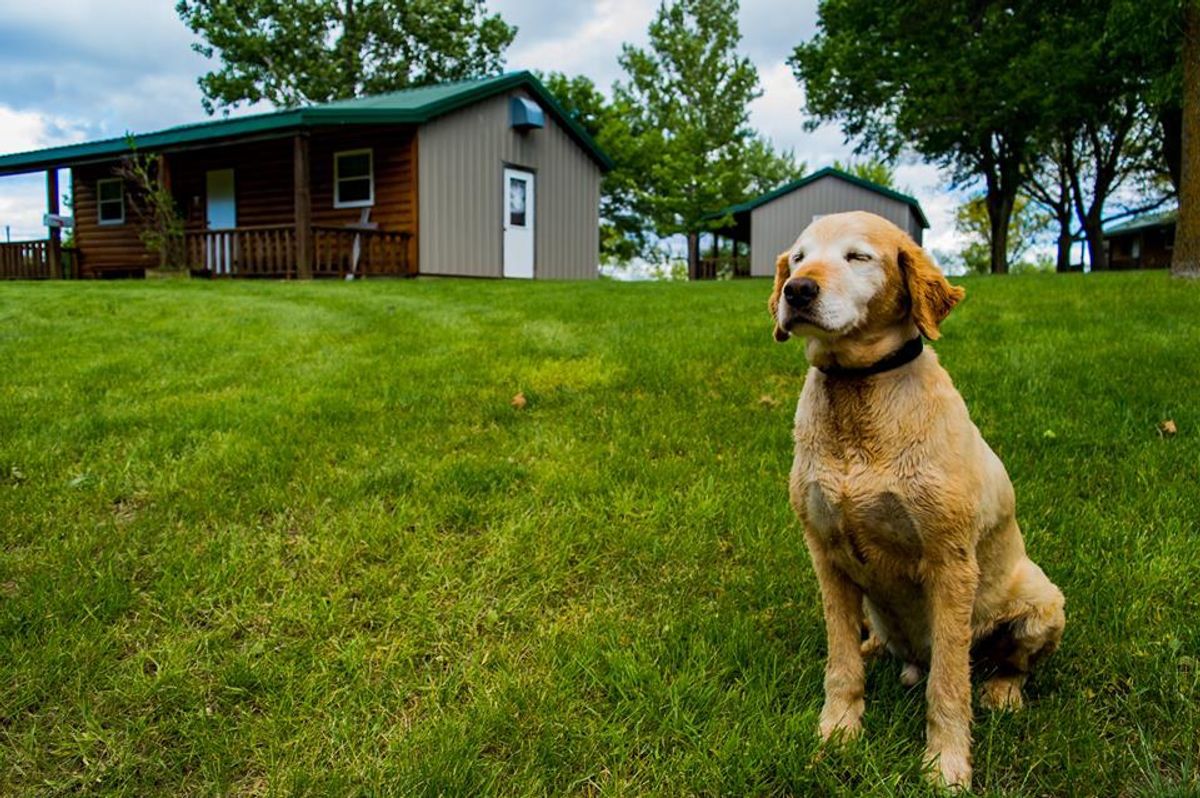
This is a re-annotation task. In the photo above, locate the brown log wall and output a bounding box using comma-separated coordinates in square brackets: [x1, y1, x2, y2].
[70, 126, 417, 277]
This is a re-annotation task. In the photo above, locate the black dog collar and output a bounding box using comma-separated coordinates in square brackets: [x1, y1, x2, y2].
[816, 336, 924, 379]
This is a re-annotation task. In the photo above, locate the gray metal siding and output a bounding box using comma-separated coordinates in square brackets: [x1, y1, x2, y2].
[749, 177, 925, 276]
[417, 89, 602, 279]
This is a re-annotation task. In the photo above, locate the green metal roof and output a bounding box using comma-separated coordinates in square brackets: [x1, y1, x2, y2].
[0, 71, 613, 175]
[1103, 209, 1177, 236]
[702, 166, 930, 229]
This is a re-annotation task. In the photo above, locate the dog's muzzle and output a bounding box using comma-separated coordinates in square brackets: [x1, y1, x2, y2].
[778, 278, 821, 331]
[783, 277, 820, 309]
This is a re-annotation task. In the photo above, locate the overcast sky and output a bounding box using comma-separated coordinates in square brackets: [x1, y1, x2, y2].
[0, 0, 964, 255]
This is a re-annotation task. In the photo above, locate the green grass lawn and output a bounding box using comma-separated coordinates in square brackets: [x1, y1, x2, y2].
[1, 272, 1197, 796]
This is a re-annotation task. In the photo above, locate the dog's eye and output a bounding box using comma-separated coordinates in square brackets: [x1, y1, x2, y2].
[791, 251, 805, 264]
[845, 251, 871, 262]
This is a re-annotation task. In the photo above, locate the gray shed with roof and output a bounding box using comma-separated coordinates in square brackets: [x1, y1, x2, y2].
[702, 167, 930, 279]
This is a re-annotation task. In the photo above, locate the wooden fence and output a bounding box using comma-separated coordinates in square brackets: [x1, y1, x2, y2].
[0, 240, 49, 279]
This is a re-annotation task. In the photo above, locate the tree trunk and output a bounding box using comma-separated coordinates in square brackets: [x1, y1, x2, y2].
[985, 191, 1014, 275]
[1173, 0, 1200, 278]
[686, 231, 700, 280]
[1083, 210, 1106, 272]
[1055, 215, 1073, 272]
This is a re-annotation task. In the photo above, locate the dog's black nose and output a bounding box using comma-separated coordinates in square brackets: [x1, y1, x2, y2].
[783, 278, 819, 308]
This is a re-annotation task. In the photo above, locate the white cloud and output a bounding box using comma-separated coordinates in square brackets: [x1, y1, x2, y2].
[0, 106, 87, 155]
[503, 0, 655, 90]
[0, 174, 51, 242]
[0, 107, 86, 240]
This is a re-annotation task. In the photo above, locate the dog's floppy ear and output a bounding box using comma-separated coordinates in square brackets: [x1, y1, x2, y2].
[899, 238, 965, 340]
[768, 251, 791, 342]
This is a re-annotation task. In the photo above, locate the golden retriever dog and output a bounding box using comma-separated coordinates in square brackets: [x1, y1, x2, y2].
[769, 212, 1065, 789]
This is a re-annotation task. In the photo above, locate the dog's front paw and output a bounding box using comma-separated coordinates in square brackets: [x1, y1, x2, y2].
[924, 748, 972, 791]
[980, 675, 1024, 712]
[818, 698, 864, 742]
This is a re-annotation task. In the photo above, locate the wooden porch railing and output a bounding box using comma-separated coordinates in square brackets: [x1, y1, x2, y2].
[313, 226, 412, 277]
[0, 239, 50, 279]
[185, 224, 298, 277]
[183, 224, 413, 278]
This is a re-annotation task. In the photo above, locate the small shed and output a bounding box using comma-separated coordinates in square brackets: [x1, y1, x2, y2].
[700, 167, 930, 279]
[1103, 211, 1175, 270]
[0, 71, 612, 280]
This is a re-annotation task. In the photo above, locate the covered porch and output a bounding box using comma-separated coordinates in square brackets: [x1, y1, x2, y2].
[0, 168, 70, 280]
[691, 210, 751, 280]
[0, 124, 418, 280]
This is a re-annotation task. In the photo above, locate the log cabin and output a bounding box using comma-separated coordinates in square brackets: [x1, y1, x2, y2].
[0, 71, 612, 281]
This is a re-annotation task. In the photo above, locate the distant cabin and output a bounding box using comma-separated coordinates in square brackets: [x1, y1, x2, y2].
[699, 167, 930, 280]
[1103, 211, 1176, 270]
[0, 71, 612, 281]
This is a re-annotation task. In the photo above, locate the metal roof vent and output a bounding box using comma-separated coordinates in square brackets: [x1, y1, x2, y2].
[510, 97, 544, 131]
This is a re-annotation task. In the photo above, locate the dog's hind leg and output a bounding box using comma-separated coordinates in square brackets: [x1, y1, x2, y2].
[978, 558, 1065, 712]
[900, 662, 925, 687]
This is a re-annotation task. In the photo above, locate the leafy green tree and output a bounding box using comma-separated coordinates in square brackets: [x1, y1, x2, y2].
[1107, 0, 1196, 278]
[792, 1, 1062, 274]
[832, 158, 896, 189]
[617, 0, 801, 277]
[1107, 0, 1186, 192]
[176, 0, 516, 112]
[742, 138, 806, 199]
[956, 194, 1052, 275]
[1022, 139, 1078, 272]
[538, 72, 655, 264]
[1030, 2, 1173, 271]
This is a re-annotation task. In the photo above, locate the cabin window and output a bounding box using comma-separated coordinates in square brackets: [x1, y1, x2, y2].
[97, 178, 125, 225]
[334, 149, 374, 208]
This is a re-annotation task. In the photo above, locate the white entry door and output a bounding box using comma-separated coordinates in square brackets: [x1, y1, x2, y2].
[503, 168, 534, 278]
[205, 168, 236, 274]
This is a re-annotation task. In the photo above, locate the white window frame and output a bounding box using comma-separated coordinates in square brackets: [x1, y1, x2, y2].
[333, 148, 374, 209]
[96, 178, 125, 225]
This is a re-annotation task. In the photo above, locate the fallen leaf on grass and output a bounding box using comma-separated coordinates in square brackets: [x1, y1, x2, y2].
[759, 394, 779, 408]
[511, 392, 527, 410]
[1158, 419, 1177, 437]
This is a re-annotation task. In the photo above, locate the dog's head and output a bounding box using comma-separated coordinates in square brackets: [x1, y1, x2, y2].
[768, 211, 964, 343]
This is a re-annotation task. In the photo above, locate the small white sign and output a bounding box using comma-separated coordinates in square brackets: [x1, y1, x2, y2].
[43, 213, 74, 229]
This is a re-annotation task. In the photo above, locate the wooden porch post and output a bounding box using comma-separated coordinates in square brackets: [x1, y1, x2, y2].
[293, 133, 313, 279]
[46, 169, 61, 279]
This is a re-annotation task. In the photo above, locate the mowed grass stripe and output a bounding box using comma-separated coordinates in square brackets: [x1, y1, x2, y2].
[0, 272, 1197, 796]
